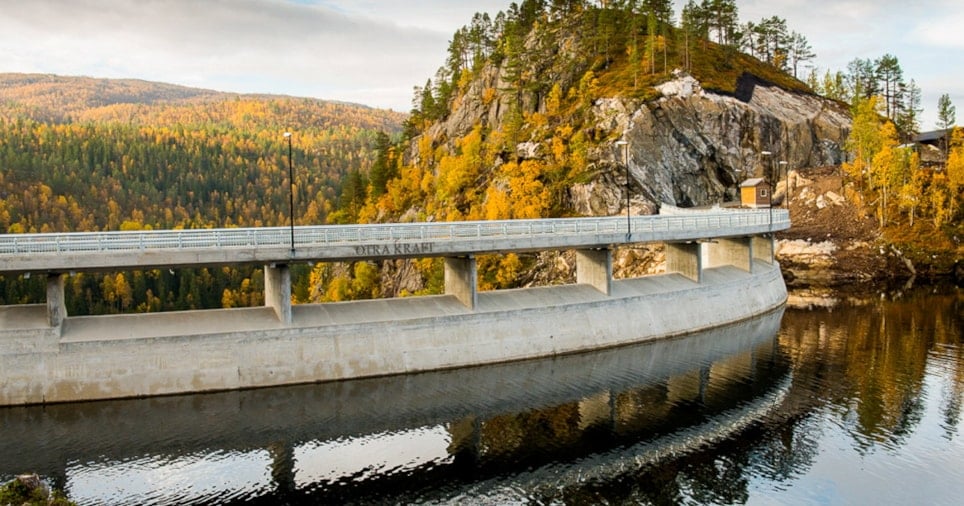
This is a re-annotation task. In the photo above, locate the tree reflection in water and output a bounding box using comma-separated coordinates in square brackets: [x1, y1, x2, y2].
[1, 287, 961, 505]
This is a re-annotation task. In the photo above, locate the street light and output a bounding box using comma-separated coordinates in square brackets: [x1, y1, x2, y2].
[779, 160, 789, 214]
[761, 150, 772, 231]
[283, 132, 294, 253]
[616, 140, 630, 239]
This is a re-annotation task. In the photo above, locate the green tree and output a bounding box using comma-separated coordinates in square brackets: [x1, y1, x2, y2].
[895, 79, 922, 140]
[368, 131, 396, 198]
[847, 58, 878, 99]
[875, 54, 903, 121]
[821, 69, 849, 102]
[787, 31, 815, 78]
[937, 93, 956, 161]
[704, 0, 739, 46]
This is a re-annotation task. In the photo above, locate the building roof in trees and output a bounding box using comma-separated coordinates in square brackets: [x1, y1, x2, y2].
[914, 129, 954, 145]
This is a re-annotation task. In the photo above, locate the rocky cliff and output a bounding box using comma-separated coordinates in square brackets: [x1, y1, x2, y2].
[414, 66, 850, 218]
[599, 73, 850, 211]
[382, 7, 857, 293]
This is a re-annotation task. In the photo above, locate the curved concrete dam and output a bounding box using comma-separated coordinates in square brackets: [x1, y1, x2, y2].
[0, 260, 786, 406]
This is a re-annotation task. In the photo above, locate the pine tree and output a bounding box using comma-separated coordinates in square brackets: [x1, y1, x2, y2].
[894, 79, 922, 141]
[875, 54, 903, 121]
[846, 58, 878, 99]
[937, 93, 956, 161]
[787, 31, 815, 78]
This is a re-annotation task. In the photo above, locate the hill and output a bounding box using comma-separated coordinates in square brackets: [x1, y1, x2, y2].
[380, 3, 842, 222]
[0, 73, 406, 314]
[353, 2, 959, 293]
[0, 72, 406, 233]
[334, 2, 852, 296]
[0, 72, 404, 130]
[0, 73, 223, 121]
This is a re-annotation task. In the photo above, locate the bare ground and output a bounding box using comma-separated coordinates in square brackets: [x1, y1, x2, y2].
[775, 166, 893, 286]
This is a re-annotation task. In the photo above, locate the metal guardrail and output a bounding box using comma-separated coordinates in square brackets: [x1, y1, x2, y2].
[0, 210, 789, 256]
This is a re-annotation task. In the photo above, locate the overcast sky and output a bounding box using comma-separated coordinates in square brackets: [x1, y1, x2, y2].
[1, 0, 961, 128]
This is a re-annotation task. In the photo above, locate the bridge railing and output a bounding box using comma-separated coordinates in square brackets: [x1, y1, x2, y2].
[0, 210, 789, 256]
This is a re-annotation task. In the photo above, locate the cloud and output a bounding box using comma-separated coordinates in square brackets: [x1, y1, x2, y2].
[911, 12, 964, 49]
[0, 0, 450, 109]
[316, 0, 511, 33]
[2, 0, 961, 121]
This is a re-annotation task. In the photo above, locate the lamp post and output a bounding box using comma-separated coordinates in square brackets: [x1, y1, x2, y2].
[283, 132, 294, 253]
[761, 150, 772, 231]
[779, 160, 789, 216]
[616, 140, 630, 239]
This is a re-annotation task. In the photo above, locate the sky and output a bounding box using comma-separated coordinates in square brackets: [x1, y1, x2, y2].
[0, 0, 961, 128]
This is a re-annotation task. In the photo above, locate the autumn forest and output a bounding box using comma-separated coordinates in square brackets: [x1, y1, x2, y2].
[1, 0, 961, 315]
[0, 74, 405, 313]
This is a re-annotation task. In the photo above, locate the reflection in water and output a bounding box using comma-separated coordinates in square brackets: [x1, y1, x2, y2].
[2, 308, 786, 505]
[1, 287, 962, 505]
[761, 286, 964, 505]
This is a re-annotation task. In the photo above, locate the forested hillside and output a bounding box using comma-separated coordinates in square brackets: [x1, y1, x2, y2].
[0, 73, 405, 313]
[358, 0, 959, 291]
[330, 0, 839, 296]
[1, 1, 958, 314]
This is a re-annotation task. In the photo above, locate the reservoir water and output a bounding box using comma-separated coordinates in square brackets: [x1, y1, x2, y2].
[1, 286, 961, 505]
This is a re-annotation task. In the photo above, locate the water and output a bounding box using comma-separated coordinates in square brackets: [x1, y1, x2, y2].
[1, 286, 961, 505]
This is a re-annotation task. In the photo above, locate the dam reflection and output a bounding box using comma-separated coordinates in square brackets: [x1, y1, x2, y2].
[1, 308, 788, 505]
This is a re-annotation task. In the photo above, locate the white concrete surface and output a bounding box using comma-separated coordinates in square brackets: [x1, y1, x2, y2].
[0, 262, 787, 406]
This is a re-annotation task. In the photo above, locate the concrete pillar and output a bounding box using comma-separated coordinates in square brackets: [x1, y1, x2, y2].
[46, 273, 67, 328]
[706, 237, 752, 272]
[448, 415, 481, 465]
[752, 235, 774, 265]
[268, 442, 296, 495]
[444, 256, 477, 309]
[664, 242, 702, 283]
[264, 264, 292, 325]
[576, 248, 613, 295]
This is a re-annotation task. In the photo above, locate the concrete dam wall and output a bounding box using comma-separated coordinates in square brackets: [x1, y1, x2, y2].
[0, 261, 786, 406]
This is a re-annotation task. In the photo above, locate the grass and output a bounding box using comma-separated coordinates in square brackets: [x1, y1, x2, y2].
[0, 475, 76, 506]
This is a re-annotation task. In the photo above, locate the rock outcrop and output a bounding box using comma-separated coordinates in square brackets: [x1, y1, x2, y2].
[415, 68, 850, 217]
[394, 10, 854, 287]
[578, 72, 850, 211]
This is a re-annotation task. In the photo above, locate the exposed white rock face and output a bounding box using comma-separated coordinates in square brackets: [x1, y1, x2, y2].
[612, 78, 850, 208]
[778, 239, 837, 259]
[656, 74, 703, 98]
[516, 141, 542, 159]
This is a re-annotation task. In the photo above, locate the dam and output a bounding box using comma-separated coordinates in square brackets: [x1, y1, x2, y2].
[0, 208, 790, 405]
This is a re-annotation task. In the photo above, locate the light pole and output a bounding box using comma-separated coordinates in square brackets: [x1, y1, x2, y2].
[779, 160, 789, 216]
[616, 140, 630, 239]
[761, 150, 772, 231]
[284, 132, 294, 253]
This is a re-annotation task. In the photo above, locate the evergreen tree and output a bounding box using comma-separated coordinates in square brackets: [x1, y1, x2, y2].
[787, 31, 815, 78]
[875, 54, 903, 121]
[937, 93, 956, 162]
[702, 0, 739, 46]
[937, 93, 956, 131]
[368, 131, 395, 198]
[894, 79, 922, 141]
[821, 70, 849, 102]
[846, 58, 878, 99]
[679, 0, 704, 71]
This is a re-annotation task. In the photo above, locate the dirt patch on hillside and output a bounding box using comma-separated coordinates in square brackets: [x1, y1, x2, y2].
[776, 166, 892, 286]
